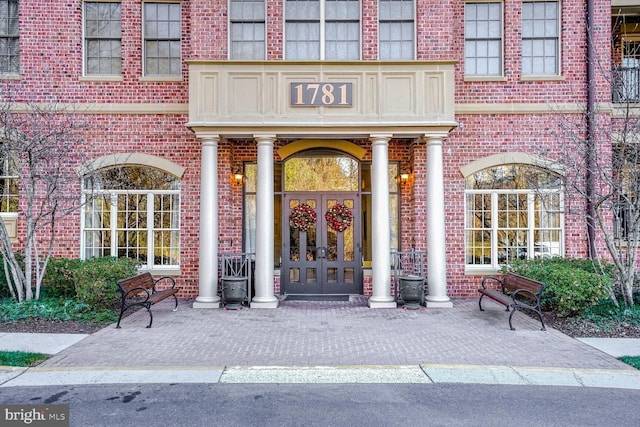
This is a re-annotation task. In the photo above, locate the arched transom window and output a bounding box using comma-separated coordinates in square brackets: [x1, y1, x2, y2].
[464, 164, 564, 270]
[82, 165, 180, 271]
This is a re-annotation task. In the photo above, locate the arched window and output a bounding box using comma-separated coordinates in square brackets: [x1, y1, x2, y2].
[464, 164, 563, 271]
[82, 165, 180, 271]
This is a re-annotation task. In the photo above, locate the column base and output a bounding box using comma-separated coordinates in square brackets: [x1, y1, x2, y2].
[193, 299, 221, 309]
[251, 297, 279, 309]
[368, 297, 397, 309]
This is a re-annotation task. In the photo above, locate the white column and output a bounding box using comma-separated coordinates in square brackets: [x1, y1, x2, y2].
[251, 135, 279, 308]
[425, 133, 453, 308]
[193, 136, 221, 308]
[368, 134, 396, 308]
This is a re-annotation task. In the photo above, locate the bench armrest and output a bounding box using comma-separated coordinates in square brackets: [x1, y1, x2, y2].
[152, 276, 177, 293]
[121, 286, 152, 302]
[481, 275, 504, 291]
[511, 288, 541, 309]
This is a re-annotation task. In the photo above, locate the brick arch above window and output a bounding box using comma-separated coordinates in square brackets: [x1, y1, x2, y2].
[459, 152, 565, 178]
[76, 153, 186, 178]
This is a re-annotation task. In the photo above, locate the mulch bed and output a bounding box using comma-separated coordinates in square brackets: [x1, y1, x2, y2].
[0, 318, 110, 334]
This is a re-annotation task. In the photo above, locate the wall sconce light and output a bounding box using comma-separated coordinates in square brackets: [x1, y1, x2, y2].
[232, 167, 244, 184]
[399, 172, 411, 184]
[399, 167, 412, 185]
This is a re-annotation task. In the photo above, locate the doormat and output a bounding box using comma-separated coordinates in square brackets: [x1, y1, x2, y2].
[285, 295, 350, 302]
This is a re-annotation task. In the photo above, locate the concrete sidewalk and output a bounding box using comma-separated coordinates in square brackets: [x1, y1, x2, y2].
[1, 297, 640, 388]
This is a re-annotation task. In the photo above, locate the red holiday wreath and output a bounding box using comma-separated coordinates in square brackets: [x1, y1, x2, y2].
[325, 203, 353, 232]
[289, 203, 317, 231]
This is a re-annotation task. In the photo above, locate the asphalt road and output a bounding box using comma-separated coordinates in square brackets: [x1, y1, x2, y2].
[1, 383, 639, 427]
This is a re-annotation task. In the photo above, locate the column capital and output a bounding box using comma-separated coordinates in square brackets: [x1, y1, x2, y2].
[369, 133, 392, 144]
[194, 132, 221, 143]
[254, 134, 277, 144]
[422, 132, 449, 144]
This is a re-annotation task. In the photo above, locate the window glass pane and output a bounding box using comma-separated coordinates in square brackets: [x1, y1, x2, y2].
[84, 2, 121, 75]
[464, 164, 563, 268]
[144, 3, 181, 76]
[379, 0, 414, 60]
[286, 0, 361, 59]
[284, 156, 359, 191]
[465, 2, 502, 76]
[522, 1, 558, 75]
[83, 166, 180, 269]
[230, 0, 265, 60]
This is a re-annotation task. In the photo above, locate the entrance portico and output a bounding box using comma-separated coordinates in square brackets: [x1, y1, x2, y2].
[188, 61, 456, 309]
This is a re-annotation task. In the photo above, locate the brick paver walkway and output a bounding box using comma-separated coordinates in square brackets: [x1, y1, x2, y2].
[39, 297, 632, 370]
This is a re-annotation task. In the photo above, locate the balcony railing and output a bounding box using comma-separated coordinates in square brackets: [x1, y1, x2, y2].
[612, 66, 640, 103]
[614, 201, 638, 241]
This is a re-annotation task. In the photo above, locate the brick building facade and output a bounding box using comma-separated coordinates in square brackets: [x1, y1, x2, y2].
[0, 0, 629, 308]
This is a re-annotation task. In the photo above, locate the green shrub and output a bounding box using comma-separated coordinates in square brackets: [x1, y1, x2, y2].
[0, 351, 48, 367]
[42, 258, 83, 298]
[505, 257, 612, 318]
[0, 296, 118, 323]
[74, 257, 139, 311]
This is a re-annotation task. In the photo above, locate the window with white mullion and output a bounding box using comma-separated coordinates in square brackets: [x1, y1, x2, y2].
[464, 1, 502, 76]
[84, 2, 122, 76]
[464, 165, 564, 270]
[379, 0, 414, 60]
[285, 0, 360, 60]
[522, 1, 559, 76]
[152, 192, 180, 267]
[325, 0, 360, 60]
[143, 2, 182, 76]
[0, 149, 17, 212]
[0, 0, 18, 74]
[82, 192, 114, 259]
[82, 166, 181, 270]
[229, 0, 266, 59]
[109, 193, 118, 258]
[285, 0, 321, 59]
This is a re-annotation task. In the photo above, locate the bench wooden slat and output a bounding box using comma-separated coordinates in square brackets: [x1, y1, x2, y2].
[478, 273, 546, 331]
[116, 273, 179, 328]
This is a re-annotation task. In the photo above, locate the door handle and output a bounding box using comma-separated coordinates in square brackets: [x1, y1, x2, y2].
[317, 247, 327, 258]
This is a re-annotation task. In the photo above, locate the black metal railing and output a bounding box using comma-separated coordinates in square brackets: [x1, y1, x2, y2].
[614, 201, 638, 241]
[391, 249, 427, 299]
[218, 252, 255, 307]
[612, 66, 640, 103]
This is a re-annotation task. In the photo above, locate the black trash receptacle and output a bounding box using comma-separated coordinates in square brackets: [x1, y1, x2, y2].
[222, 276, 248, 310]
[398, 275, 425, 310]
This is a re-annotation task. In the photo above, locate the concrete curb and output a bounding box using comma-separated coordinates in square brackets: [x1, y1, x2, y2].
[2, 364, 640, 389]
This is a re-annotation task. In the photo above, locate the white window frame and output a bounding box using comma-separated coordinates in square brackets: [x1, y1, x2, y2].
[521, 0, 560, 77]
[464, 1, 503, 77]
[229, 0, 267, 60]
[142, 1, 182, 77]
[284, 0, 361, 60]
[465, 184, 564, 273]
[0, 148, 17, 213]
[83, 1, 122, 77]
[0, 0, 18, 75]
[378, 0, 415, 60]
[81, 169, 181, 274]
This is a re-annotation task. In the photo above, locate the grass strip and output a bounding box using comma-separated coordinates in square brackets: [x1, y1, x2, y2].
[619, 356, 640, 370]
[0, 350, 49, 367]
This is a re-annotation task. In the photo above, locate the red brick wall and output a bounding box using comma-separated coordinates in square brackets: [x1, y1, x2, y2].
[4, 0, 618, 300]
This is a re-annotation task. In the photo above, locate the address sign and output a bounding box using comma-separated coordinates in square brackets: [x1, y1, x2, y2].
[290, 82, 353, 106]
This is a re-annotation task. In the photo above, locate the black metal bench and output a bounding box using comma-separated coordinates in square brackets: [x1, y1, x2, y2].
[116, 272, 179, 328]
[478, 272, 546, 330]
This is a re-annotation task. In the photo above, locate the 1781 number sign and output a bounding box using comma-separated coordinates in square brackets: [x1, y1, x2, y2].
[291, 82, 352, 106]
